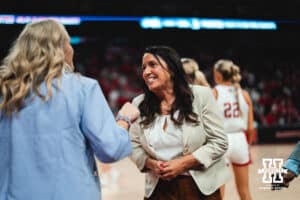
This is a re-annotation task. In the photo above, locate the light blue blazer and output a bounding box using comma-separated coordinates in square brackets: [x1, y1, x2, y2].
[0, 73, 132, 200]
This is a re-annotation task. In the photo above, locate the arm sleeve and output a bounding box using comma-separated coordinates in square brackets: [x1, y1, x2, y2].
[283, 159, 300, 177]
[287, 141, 300, 162]
[80, 81, 132, 163]
[192, 87, 228, 168]
[129, 95, 150, 172]
[283, 141, 300, 176]
[129, 119, 149, 171]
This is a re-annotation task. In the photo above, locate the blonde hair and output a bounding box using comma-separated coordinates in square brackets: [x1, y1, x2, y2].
[214, 59, 243, 116]
[213, 59, 241, 84]
[0, 19, 72, 116]
[181, 57, 210, 86]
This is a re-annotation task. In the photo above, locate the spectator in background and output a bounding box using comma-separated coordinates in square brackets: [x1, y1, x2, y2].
[0, 19, 139, 200]
[264, 104, 279, 126]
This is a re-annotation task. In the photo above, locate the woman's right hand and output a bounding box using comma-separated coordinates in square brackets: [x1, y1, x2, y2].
[118, 102, 140, 123]
[146, 158, 165, 176]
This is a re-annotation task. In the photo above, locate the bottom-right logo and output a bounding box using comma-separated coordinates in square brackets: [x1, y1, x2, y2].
[257, 158, 288, 190]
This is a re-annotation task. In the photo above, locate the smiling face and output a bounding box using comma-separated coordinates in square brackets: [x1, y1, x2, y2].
[142, 53, 173, 93]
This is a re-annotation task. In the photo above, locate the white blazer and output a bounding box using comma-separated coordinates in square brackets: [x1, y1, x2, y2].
[129, 85, 231, 198]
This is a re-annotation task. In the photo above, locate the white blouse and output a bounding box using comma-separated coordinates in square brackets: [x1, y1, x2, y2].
[146, 114, 184, 161]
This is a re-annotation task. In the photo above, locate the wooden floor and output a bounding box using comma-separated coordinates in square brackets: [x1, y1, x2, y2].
[97, 143, 300, 200]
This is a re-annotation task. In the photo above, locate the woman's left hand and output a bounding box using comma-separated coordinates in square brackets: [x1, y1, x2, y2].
[160, 154, 200, 180]
[160, 158, 187, 180]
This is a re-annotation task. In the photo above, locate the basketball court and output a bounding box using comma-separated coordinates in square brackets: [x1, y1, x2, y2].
[98, 143, 299, 200]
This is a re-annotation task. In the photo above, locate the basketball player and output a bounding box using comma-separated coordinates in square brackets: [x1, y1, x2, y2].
[181, 57, 210, 87]
[212, 59, 255, 200]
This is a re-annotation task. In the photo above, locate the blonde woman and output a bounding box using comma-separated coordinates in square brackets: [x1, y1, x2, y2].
[181, 57, 210, 87]
[0, 19, 139, 200]
[212, 59, 254, 200]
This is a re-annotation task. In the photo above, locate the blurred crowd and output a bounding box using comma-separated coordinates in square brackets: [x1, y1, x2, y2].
[242, 63, 300, 127]
[73, 39, 300, 128]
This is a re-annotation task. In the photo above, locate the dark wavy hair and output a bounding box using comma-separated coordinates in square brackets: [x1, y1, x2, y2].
[139, 45, 199, 127]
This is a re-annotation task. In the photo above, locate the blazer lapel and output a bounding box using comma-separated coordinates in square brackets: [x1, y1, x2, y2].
[141, 125, 157, 159]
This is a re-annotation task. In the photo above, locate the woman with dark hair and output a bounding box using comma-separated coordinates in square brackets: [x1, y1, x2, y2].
[130, 45, 230, 200]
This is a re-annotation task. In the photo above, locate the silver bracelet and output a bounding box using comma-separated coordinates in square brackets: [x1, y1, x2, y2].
[116, 114, 131, 127]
